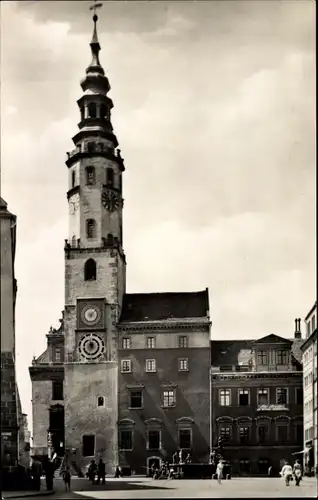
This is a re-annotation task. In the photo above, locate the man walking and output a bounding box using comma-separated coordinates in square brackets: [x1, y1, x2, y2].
[216, 459, 224, 484]
[97, 459, 106, 484]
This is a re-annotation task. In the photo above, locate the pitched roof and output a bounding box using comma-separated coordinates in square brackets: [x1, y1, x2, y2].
[253, 334, 292, 345]
[211, 340, 253, 367]
[34, 349, 49, 364]
[291, 338, 304, 364]
[120, 289, 209, 322]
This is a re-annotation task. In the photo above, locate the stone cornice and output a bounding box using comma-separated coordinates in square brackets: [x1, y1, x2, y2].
[118, 319, 211, 332]
[211, 371, 302, 380]
[29, 365, 64, 381]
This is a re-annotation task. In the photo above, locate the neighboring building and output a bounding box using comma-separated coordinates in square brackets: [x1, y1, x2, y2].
[29, 13, 211, 475]
[210, 324, 303, 476]
[117, 291, 211, 473]
[0, 197, 19, 466]
[301, 302, 317, 475]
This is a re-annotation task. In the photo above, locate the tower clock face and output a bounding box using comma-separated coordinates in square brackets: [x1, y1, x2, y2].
[81, 304, 102, 326]
[102, 189, 120, 212]
[78, 333, 105, 360]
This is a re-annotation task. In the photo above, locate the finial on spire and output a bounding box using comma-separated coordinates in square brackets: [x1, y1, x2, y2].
[87, 1, 104, 73]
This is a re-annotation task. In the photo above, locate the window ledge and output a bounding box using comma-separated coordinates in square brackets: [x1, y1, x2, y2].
[121, 371, 132, 374]
[145, 370, 157, 374]
[129, 407, 143, 410]
[161, 405, 176, 409]
[119, 449, 132, 452]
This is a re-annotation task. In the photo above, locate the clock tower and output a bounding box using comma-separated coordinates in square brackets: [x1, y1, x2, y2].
[63, 9, 126, 471]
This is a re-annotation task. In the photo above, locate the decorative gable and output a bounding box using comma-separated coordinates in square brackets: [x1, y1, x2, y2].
[253, 334, 292, 345]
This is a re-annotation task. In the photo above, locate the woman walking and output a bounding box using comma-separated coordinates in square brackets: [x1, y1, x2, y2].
[280, 461, 293, 486]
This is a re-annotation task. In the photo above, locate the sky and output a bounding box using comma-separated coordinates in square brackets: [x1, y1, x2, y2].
[1, 0, 316, 431]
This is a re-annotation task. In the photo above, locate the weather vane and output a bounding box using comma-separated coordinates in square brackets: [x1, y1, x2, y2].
[89, 0, 103, 17]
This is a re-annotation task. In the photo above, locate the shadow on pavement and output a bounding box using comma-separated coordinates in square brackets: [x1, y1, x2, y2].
[73, 479, 173, 495]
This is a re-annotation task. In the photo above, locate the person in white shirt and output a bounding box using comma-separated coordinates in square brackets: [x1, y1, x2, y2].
[280, 462, 293, 486]
[216, 460, 224, 484]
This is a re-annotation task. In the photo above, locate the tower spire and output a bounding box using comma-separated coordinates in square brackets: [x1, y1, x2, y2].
[87, 1, 104, 75]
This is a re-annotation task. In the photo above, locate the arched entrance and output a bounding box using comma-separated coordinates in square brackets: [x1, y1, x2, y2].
[147, 457, 161, 476]
[49, 404, 65, 456]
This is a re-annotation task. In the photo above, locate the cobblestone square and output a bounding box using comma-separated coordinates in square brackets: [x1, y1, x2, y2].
[29, 476, 317, 499]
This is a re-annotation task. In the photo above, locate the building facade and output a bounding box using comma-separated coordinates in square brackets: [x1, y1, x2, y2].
[29, 14, 211, 475]
[0, 197, 19, 466]
[210, 328, 303, 476]
[301, 302, 317, 475]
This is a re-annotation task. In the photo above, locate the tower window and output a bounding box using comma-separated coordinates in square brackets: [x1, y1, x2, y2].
[86, 219, 96, 239]
[82, 435, 95, 457]
[106, 168, 114, 186]
[100, 103, 107, 120]
[88, 103, 97, 118]
[80, 107, 84, 122]
[84, 259, 96, 281]
[86, 166, 95, 185]
[97, 396, 105, 407]
[71, 170, 76, 188]
[87, 142, 95, 153]
[52, 381, 63, 401]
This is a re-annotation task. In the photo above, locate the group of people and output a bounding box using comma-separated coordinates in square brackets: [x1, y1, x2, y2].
[149, 451, 192, 480]
[280, 460, 303, 487]
[87, 459, 106, 484]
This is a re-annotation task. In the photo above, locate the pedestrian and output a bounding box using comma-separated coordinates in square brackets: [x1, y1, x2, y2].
[44, 457, 54, 491]
[88, 459, 97, 484]
[216, 459, 224, 484]
[31, 457, 42, 491]
[114, 465, 123, 478]
[178, 449, 183, 464]
[293, 460, 302, 486]
[280, 461, 293, 486]
[172, 451, 178, 464]
[62, 466, 71, 492]
[97, 458, 106, 484]
[185, 453, 192, 464]
[268, 465, 273, 477]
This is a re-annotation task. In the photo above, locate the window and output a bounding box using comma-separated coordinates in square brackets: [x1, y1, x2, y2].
[97, 396, 104, 407]
[296, 387, 303, 405]
[239, 427, 250, 443]
[54, 347, 61, 363]
[178, 358, 188, 371]
[122, 337, 131, 349]
[257, 389, 269, 405]
[163, 389, 176, 407]
[219, 389, 231, 406]
[258, 426, 268, 443]
[83, 435, 95, 456]
[86, 166, 95, 185]
[312, 315, 316, 333]
[178, 429, 191, 449]
[87, 141, 95, 152]
[277, 425, 288, 442]
[146, 337, 156, 349]
[88, 102, 97, 118]
[220, 427, 231, 443]
[119, 430, 132, 450]
[178, 336, 188, 348]
[100, 103, 107, 120]
[306, 322, 311, 337]
[238, 389, 249, 406]
[296, 424, 303, 443]
[106, 168, 114, 186]
[276, 388, 288, 405]
[71, 170, 76, 188]
[147, 430, 160, 450]
[146, 359, 156, 372]
[80, 107, 84, 122]
[276, 350, 288, 365]
[258, 351, 267, 365]
[121, 360, 131, 373]
[84, 259, 96, 281]
[52, 381, 63, 401]
[130, 391, 142, 409]
[86, 219, 96, 239]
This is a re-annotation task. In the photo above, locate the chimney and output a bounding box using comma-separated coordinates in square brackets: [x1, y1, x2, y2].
[294, 318, 301, 339]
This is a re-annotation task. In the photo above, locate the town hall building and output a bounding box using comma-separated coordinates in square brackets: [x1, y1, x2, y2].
[29, 11, 211, 475]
